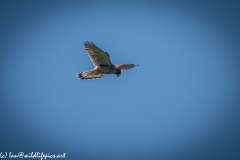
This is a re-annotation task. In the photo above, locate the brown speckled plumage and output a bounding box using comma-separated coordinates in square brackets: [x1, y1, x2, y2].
[76, 41, 139, 80]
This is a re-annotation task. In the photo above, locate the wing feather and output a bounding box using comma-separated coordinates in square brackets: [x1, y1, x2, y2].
[84, 41, 112, 66]
[115, 64, 139, 70]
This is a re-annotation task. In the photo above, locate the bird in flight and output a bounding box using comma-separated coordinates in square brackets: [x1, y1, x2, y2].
[77, 41, 138, 80]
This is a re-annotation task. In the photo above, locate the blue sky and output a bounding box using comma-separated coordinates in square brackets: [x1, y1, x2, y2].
[1, 1, 240, 160]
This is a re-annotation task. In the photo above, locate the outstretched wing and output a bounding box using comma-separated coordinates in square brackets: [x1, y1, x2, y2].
[115, 64, 139, 70]
[84, 41, 112, 66]
[76, 69, 104, 80]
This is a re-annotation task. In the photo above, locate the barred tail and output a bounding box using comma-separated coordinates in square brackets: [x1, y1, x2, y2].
[76, 70, 104, 80]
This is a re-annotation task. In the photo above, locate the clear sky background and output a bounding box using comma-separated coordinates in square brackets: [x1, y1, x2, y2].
[1, 1, 240, 160]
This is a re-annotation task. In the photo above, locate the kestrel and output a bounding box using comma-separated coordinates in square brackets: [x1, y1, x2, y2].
[77, 41, 138, 80]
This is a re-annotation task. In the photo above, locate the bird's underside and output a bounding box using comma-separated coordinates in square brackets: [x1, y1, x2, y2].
[77, 41, 138, 80]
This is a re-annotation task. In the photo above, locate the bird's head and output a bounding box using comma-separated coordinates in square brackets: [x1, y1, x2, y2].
[114, 69, 121, 77]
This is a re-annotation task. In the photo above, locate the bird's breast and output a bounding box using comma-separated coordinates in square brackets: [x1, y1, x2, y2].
[99, 64, 115, 74]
